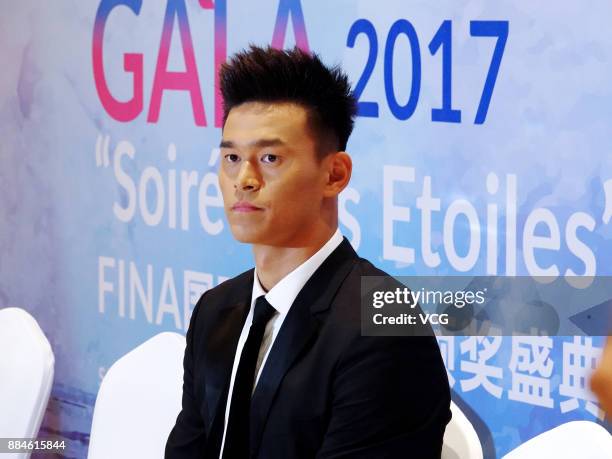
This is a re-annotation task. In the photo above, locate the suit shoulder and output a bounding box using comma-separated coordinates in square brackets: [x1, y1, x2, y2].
[191, 268, 253, 317]
[326, 257, 388, 327]
[188, 267, 253, 331]
[201, 267, 254, 299]
[354, 257, 392, 277]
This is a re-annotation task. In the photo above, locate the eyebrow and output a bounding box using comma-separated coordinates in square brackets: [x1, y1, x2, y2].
[219, 138, 286, 149]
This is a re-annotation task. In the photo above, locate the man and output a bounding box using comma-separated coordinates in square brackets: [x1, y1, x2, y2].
[165, 45, 451, 458]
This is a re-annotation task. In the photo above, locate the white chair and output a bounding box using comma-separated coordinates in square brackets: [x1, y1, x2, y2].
[502, 420, 612, 459]
[87, 332, 186, 459]
[442, 401, 484, 459]
[0, 307, 55, 459]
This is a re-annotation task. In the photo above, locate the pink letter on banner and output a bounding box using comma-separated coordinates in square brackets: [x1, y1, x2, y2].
[148, 0, 207, 126]
[92, 0, 144, 122]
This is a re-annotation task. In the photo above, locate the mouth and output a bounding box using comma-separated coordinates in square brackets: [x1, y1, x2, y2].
[231, 201, 264, 212]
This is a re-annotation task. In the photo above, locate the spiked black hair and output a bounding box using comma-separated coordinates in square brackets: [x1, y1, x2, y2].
[219, 45, 357, 155]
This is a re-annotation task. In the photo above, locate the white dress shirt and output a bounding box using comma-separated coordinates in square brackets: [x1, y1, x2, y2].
[218, 228, 343, 456]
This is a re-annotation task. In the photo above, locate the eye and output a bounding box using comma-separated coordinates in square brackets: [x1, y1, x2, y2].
[224, 153, 240, 163]
[261, 153, 279, 164]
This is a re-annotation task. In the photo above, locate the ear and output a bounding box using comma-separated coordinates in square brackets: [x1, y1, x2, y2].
[323, 152, 352, 197]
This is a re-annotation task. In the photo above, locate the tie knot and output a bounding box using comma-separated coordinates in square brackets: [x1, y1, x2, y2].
[253, 296, 276, 327]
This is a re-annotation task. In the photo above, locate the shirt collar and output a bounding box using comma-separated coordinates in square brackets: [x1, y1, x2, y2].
[251, 228, 344, 316]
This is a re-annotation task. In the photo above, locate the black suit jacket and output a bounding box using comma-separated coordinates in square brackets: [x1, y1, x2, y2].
[165, 238, 451, 458]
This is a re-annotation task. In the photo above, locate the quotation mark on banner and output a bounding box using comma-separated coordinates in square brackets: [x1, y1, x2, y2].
[95, 133, 111, 168]
[603, 179, 612, 224]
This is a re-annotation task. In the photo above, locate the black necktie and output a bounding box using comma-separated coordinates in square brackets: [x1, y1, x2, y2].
[222, 296, 276, 458]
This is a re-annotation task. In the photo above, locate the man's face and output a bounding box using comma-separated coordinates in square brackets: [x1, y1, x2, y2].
[219, 102, 330, 247]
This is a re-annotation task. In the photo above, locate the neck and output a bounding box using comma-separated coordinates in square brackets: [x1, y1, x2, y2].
[252, 225, 336, 291]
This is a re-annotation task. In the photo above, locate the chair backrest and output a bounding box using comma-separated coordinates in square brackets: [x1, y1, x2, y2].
[502, 420, 612, 459]
[442, 400, 484, 459]
[87, 332, 186, 459]
[0, 307, 55, 450]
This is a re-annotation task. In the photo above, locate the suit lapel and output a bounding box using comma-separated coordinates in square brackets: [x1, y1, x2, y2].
[202, 271, 253, 434]
[249, 238, 358, 453]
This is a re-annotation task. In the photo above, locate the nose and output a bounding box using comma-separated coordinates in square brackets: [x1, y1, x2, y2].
[235, 160, 261, 192]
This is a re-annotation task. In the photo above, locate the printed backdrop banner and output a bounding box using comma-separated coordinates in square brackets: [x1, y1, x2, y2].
[1, 1, 611, 457]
